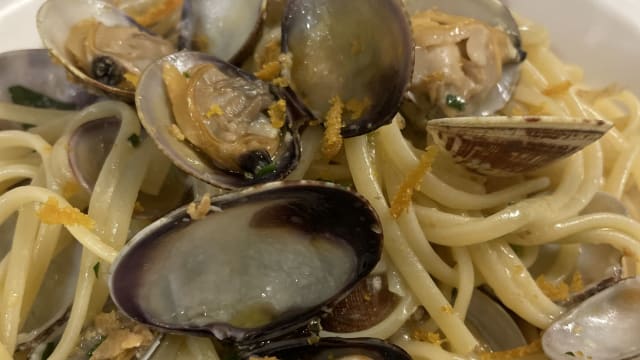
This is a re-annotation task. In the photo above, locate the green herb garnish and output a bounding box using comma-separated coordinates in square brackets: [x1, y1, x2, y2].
[445, 94, 466, 111]
[183, 71, 191, 78]
[41, 341, 57, 360]
[255, 162, 277, 178]
[565, 352, 576, 357]
[127, 134, 141, 148]
[87, 336, 106, 357]
[93, 262, 100, 278]
[9, 85, 75, 110]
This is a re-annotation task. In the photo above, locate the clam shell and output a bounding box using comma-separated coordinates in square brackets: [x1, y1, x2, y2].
[542, 277, 640, 360]
[181, 0, 266, 63]
[109, 181, 382, 344]
[427, 116, 612, 176]
[246, 337, 411, 360]
[282, 0, 414, 137]
[135, 51, 300, 189]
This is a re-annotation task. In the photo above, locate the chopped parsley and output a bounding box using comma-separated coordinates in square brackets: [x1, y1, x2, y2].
[127, 134, 141, 148]
[41, 341, 57, 360]
[93, 262, 100, 278]
[445, 94, 466, 111]
[9, 85, 75, 110]
[183, 71, 191, 78]
[87, 336, 106, 357]
[254, 162, 277, 178]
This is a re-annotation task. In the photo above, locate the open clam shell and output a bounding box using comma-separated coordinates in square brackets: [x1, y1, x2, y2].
[136, 51, 300, 189]
[109, 181, 382, 344]
[282, 0, 414, 137]
[180, 0, 266, 63]
[0, 49, 97, 110]
[37, 0, 175, 101]
[542, 277, 640, 360]
[427, 116, 612, 176]
[401, 0, 523, 120]
[246, 337, 411, 360]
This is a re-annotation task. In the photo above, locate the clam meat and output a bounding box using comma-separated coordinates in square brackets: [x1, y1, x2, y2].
[37, 0, 176, 99]
[427, 115, 612, 176]
[136, 51, 300, 189]
[282, 0, 414, 137]
[109, 181, 382, 343]
[401, 0, 524, 121]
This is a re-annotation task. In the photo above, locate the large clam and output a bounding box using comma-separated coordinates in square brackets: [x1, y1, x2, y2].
[109, 181, 408, 358]
[37, 0, 177, 100]
[281, 0, 414, 136]
[401, 0, 525, 122]
[427, 115, 612, 176]
[542, 276, 640, 360]
[136, 51, 300, 189]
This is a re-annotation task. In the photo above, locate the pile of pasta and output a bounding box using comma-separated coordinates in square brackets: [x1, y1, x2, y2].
[0, 15, 638, 360]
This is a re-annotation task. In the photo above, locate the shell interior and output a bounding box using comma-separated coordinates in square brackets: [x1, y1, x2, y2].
[181, 0, 265, 63]
[542, 277, 640, 360]
[109, 182, 382, 343]
[135, 51, 300, 189]
[282, 0, 414, 137]
[427, 116, 613, 176]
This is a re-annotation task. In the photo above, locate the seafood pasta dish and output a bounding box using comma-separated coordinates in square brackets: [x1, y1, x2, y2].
[0, 0, 639, 359]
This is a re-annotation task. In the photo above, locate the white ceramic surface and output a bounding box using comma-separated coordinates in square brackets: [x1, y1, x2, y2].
[2, 0, 639, 94]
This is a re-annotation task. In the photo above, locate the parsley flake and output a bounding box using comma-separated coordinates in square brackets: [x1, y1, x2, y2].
[255, 162, 277, 178]
[9, 85, 76, 110]
[127, 134, 141, 148]
[183, 71, 191, 78]
[93, 262, 100, 278]
[445, 94, 466, 111]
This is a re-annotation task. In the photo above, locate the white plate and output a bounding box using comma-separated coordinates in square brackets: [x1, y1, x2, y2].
[1, 0, 639, 92]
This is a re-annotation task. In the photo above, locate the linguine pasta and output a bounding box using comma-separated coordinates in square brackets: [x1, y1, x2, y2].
[0, 12, 638, 360]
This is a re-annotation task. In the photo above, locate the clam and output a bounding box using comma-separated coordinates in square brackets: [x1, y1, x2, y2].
[180, 0, 266, 63]
[281, 0, 414, 137]
[37, 0, 176, 100]
[109, 181, 382, 344]
[136, 51, 300, 189]
[108, 0, 184, 42]
[0, 49, 97, 111]
[400, 0, 524, 122]
[542, 276, 640, 360]
[427, 116, 612, 176]
[67, 118, 191, 219]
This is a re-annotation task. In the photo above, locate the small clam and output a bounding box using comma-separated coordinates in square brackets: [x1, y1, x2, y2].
[180, 0, 266, 63]
[67, 118, 191, 219]
[281, 0, 414, 136]
[401, 0, 524, 122]
[466, 290, 527, 351]
[37, 0, 176, 100]
[427, 116, 612, 176]
[109, 181, 382, 344]
[542, 277, 640, 360]
[245, 337, 411, 360]
[0, 49, 97, 110]
[136, 51, 300, 189]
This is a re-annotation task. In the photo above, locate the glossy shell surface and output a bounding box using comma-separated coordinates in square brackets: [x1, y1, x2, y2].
[282, 0, 414, 137]
[427, 116, 612, 176]
[542, 277, 640, 360]
[135, 51, 300, 189]
[110, 181, 382, 344]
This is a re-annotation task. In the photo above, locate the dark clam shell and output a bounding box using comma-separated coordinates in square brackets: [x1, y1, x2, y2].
[135, 51, 301, 189]
[244, 337, 411, 360]
[109, 181, 382, 344]
[281, 0, 414, 137]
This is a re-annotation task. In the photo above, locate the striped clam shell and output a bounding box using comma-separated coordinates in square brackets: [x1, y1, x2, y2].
[427, 116, 612, 176]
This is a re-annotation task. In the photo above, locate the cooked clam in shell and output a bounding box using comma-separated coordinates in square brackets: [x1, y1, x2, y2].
[110, 181, 382, 343]
[136, 51, 300, 189]
[37, 0, 176, 100]
[427, 115, 612, 176]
